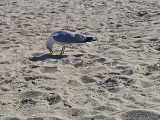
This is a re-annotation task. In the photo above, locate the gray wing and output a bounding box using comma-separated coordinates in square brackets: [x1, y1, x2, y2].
[52, 30, 86, 44]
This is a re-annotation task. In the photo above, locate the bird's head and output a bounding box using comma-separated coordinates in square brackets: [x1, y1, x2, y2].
[46, 35, 54, 54]
[46, 46, 53, 54]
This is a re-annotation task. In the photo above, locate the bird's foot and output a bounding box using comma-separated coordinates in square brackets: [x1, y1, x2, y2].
[59, 51, 64, 55]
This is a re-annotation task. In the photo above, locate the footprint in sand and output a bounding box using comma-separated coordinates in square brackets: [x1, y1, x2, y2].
[0, 61, 10, 64]
[121, 69, 133, 75]
[147, 64, 160, 72]
[47, 93, 61, 105]
[70, 109, 84, 117]
[19, 91, 61, 105]
[26, 117, 44, 120]
[0, 41, 10, 44]
[121, 110, 160, 120]
[103, 78, 119, 87]
[19, 90, 45, 99]
[20, 98, 36, 106]
[93, 105, 117, 112]
[156, 46, 160, 51]
[26, 117, 62, 120]
[2, 117, 21, 120]
[40, 66, 58, 73]
[81, 76, 96, 84]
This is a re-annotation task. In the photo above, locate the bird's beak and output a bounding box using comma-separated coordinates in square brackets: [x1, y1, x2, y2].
[50, 50, 53, 54]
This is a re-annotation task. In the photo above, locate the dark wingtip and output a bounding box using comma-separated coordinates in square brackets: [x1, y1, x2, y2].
[86, 37, 98, 42]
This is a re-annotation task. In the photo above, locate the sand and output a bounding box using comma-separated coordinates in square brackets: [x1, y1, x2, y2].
[0, 0, 160, 120]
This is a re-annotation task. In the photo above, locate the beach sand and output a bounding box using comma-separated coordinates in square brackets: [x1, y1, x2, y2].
[0, 0, 160, 119]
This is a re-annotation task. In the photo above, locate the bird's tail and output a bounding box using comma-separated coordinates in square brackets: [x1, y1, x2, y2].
[82, 37, 98, 42]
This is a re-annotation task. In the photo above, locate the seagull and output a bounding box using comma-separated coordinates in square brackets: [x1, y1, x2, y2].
[46, 30, 97, 55]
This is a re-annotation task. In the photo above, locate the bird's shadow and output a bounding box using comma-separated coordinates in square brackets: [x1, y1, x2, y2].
[29, 54, 68, 62]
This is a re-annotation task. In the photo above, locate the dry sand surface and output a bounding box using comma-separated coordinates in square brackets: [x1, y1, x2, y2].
[0, 0, 160, 120]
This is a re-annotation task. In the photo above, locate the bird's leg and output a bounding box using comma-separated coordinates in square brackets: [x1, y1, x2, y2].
[60, 46, 65, 55]
[62, 46, 65, 54]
